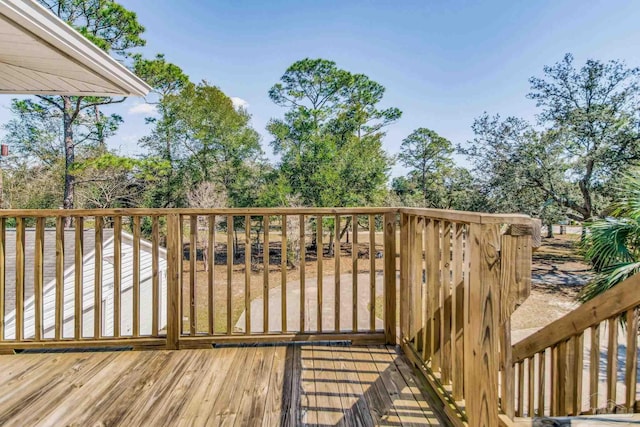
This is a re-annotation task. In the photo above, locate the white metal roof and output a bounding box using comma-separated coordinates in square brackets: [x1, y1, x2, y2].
[0, 0, 151, 96]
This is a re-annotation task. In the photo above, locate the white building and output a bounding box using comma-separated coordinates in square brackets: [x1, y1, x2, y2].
[3, 229, 167, 339]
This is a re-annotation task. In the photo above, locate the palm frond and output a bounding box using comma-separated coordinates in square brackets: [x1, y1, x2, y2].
[578, 261, 640, 302]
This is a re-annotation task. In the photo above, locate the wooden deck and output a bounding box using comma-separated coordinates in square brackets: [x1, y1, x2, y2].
[0, 345, 444, 426]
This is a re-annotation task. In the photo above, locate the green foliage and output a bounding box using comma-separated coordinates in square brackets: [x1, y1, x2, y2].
[38, 0, 146, 55]
[580, 170, 640, 301]
[140, 82, 264, 208]
[267, 58, 399, 208]
[132, 53, 189, 99]
[398, 128, 454, 208]
[461, 54, 640, 223]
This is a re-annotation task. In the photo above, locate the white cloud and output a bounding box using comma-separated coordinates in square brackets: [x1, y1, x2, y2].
[128, 102, 158, 116]
[230, 96, 249, 110]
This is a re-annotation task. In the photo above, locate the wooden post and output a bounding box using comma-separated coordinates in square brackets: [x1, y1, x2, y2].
[0, 218, 4, 342]
[499, 226, 532, 420]
[399, 213, 409, 344]
[465, 223, 501, 427]
[166, 213, 181, 350]
[384, 212, 397, 344]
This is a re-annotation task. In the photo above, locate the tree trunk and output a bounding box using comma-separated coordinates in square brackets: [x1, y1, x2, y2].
[63, 96, 75, 226]
[546, 221, 554, 238]
[328, 227, 335, 257]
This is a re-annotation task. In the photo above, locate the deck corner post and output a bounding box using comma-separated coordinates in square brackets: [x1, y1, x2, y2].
[384, 212, 397, 345]
[465, 222, 501, 427]
[166, 213, 181, 350]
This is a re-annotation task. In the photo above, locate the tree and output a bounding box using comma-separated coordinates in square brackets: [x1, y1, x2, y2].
[461, 54, 640, 224]
[19, 0, 148, 214]
[268, 58, 399, 254]
[133, 54, 190, 208]
[267, 58, 399, 208]
[141, 82, 263, 208]
[398, 128, 454, 208]
[527, 53, 640, 221]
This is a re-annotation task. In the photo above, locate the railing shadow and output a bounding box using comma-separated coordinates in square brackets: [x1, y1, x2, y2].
[279, 343, 441, 426]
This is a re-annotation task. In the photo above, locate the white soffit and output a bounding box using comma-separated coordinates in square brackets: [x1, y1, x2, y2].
[0, 0, 151, 96]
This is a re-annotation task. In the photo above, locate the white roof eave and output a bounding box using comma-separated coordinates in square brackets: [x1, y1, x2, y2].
[0, 0, 151, 97]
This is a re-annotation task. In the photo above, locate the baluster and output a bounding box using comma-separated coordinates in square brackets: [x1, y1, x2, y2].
[245, 215, 251, 335]
[189, 215, 197, 335]
[208, 215, 215, 335]
[226, 215, 233, 335]
[34, 217, 44, 340]
[113, 216, 122, 337]
[281, 215, 287, 333]
[264, 215, 269, 333]
[334, 215, 340, 332]
[151, 216, 159, 336]
[132, 216, 140, 337]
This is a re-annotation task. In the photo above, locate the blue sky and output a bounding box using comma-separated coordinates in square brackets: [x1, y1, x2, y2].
[2, 0, 640, 176]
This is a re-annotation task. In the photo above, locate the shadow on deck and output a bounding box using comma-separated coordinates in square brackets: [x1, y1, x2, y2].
[0, 344, 445, 426]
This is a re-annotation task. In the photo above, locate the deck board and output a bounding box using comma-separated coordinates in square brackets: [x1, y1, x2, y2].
[0, 345, 444, 426]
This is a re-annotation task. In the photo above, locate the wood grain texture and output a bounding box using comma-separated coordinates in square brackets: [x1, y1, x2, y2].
[300, 214, 306, 333]
[0, 218, 4, 341]
[132, 216, 140, 337]
[94, 216, 103, 339]
[625, 308, 638, 412]
[352, 214, 357, 332]
[466, 223, 501, 427]
[369, 215, 376, 332]
[165, 213, 181, 349]
[208, 214, 215, 335]
[317, 216, 323, 332]
[513, 272, 640, 362]
[151, 216, 159, 336]
[15, 217, 24, 341]
[0, 345, 442, 426]
[589, 323, 600, 413]
[334, 214, 341, 332]
[263, 215, 269, 333]
[189, 215, 197, 336]
[281, 215, 287, 333]
[113, 216, 122, 337]
[245, 215, 251, 335]
[33, 218, 44, 341]
[53, 217, 64, 340]
[226, 215, 233, 335]
[400, 213, 409, 344]
[384, 212, 396, 344]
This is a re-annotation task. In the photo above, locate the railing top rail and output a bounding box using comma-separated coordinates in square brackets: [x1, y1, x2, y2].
[512, 272, 640, 363]
[0, 206, 533, 225]
[0, 207, 398, 217]
[399, 207, 533, 225]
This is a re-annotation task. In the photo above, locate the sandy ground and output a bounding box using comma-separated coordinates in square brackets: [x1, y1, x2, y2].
[511, 234, 591, 331]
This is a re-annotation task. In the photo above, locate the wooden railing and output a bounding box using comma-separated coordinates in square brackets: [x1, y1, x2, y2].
[0, 207, 538, 427]
[511, 272, 640, 419]
[0, 208, 398, 351]
[398, 208, 536, 427]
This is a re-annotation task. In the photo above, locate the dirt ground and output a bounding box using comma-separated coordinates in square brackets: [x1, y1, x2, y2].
[179, 230, 592, 335]
[180, 233, 384, 334]
[511, 233, 592, 331]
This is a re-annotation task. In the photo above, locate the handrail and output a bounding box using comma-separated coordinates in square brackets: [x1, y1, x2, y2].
[510, 272, 640, 418]
[398, 210, 536, 427]
[513, 273, 640, 363]
[0, 207, 534, 225]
